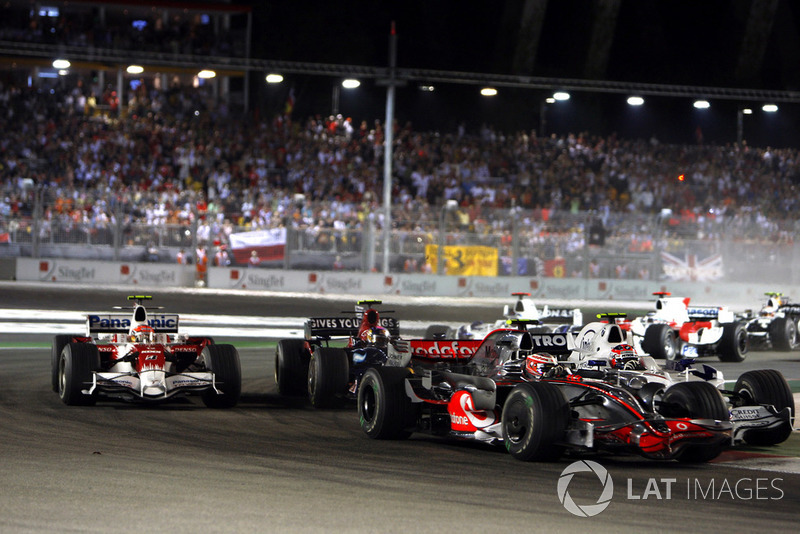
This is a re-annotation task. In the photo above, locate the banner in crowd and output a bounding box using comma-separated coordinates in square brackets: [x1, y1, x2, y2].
[229, 227, 287, 263]
[425, 245, 498, 276]
[660, 251, 723, 281]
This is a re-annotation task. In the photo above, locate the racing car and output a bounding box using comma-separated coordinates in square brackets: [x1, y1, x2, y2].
[630, 291, 748, 362]
[51, 295, 241, 407]
[738, 292, 800, 351]
[567, 313, 794, 447]
[274, 300, 411, 408]
[358, 316, 794, 462]
[425, 292, 582, 340]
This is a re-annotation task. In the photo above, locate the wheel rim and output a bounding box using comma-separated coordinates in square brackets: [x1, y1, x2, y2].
[274, 347, 282, 385]
[663, 330, 676, 359]
[361, 381, 377, 424]
[58, 354, 66, 396]
[308, 356, 317, 395]
[504, 396, 530, 444]
[789, 322, 798, 349]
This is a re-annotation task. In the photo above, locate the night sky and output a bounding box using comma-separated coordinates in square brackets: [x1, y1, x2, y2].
[244, 1, 800, 146]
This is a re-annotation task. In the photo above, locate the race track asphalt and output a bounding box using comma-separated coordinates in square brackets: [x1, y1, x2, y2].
[1, 283, 798, 533]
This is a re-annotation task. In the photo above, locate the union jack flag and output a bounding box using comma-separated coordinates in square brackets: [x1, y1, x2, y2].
[660, 252, 723, 281]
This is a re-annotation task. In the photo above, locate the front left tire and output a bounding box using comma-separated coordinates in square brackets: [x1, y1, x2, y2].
[58, 342, 100, 406]
[201, 344, 242, 408]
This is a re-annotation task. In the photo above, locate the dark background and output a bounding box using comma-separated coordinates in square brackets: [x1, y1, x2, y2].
[245, 0, 800, 146]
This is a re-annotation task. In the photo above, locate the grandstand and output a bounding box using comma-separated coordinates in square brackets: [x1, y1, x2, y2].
[1, 1, 799, 286]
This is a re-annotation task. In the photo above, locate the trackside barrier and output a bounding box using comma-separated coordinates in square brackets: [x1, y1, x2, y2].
[14, 258, 797, 307]
[16, 258, 194, 287]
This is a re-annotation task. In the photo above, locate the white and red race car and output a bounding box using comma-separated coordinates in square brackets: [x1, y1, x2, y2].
[425, 292, 582, 340]
[51, 295, 241, 407]
[629, 291, 748, 362]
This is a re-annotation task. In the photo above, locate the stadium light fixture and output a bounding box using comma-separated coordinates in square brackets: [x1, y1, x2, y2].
[693, 99, 710, 109]
[265, 73, 284, 83]
[127, 65, 144, 74]
[481, 87, 498, 96]
[553, 91, 570, 101]
[342, 79, 360, 89]
[742, 108, 753, 115]
[52, 59, 70, 69]
[762, 104, 778, 113]
[627, 96, 644, 106]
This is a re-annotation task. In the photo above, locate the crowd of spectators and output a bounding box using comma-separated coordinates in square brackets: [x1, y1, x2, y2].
[1, 78, 799, 274]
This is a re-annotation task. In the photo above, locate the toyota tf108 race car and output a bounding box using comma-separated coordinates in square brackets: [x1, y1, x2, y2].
[425, 292, 583, 340]
[358, 317, 794, 462]
[738, 292, 800, 351]
[629, 291, 748, 362]
[274, 300, 415, 408]
[51, 296, 241, 407]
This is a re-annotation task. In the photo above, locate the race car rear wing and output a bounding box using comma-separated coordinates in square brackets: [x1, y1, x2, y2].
[87, 313, 180, 335]
[304, 316, 400, 339]
[688, 306, 734, 322]
[539, 306, 583, 325]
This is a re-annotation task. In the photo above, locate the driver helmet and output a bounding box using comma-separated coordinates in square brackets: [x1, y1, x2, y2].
[524, 353, 558, 379]
[761, 296, 781, 315]
[362, 326, 389, 349]
[131, 324, 155, 343]
[610, 343, 640, 369]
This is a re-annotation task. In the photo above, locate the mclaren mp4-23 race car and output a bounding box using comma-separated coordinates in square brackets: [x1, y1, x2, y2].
[359, 320, 794, 462]
[51, 296, 241, 407]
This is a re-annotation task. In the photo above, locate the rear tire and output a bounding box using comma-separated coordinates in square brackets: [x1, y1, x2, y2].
[501, 381, 569, 461]
[358, 367, 414, 439]
[51, 334, 78, 393]
[201, 344, 242, 408]
[735, 369, 794, 446]
[642, 324, 678, 360]
[659, 381, 729, 463]
[768, 317, 798, 351]
[308, 347, 349, 408]
[718, 322, 747, 362]
[274, 339, 310, 396]
[58, 343, 100, 406]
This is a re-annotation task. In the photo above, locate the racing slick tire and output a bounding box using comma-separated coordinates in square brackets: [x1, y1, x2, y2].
[58, 342, 100, 406]
[308, 347, 349, 408]
[358, 367, 415, 439]
[718, 322, 747, 362]
[734, 370, 794, 446]
[501, 381, 569, 461]
[51, 334, 79, 393]
[768, 317, 799, 351]
[200, 344, 242, 408]
[274, 339, 310, 396]
[659, 381, 729, 463]
[641, 324, 678, 360]
[424, 324, 450, 339]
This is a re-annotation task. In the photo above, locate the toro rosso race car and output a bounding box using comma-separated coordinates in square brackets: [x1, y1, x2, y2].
[274, 300, 412, 408]
[359, 319, 794, 462]
[425, 292, 582, 339]
[629, 292, 748, 362]
[738, 292, 800, 351]
[51, 296, 241, 407]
